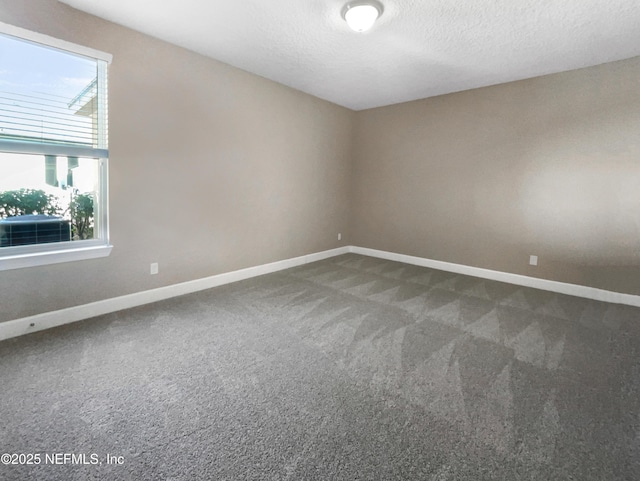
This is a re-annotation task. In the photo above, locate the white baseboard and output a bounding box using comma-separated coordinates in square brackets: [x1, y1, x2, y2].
[0, 246, 350, 342]
[4, 245, 639, 342]
[349, 246, 640, 308]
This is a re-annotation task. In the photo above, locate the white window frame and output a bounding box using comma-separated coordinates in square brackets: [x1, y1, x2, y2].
[0, 22, 113, 271]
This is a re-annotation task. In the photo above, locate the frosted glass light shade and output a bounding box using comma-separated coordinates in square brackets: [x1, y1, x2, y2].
[343, 3, 382, 32]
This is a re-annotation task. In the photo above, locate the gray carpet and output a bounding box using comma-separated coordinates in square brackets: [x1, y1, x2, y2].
[1, 253, 640, 480]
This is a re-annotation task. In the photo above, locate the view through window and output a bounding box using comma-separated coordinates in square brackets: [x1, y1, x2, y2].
[0, 26, 110, 261]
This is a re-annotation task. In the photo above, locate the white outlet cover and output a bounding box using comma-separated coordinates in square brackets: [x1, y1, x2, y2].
[150, 263, 159, 275]
[529, 255, 538, 266]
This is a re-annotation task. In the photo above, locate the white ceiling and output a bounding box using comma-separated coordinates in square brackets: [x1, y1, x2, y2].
[59, 0, 640, 111]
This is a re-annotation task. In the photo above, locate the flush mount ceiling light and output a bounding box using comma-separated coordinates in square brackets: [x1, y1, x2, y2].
[342, 1, 383, 33]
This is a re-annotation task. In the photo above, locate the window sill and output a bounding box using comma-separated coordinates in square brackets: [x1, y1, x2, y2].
[0, 244, 112, 271]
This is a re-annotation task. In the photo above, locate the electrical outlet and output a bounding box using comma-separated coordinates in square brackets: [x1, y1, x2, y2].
[338, 233, 342, 241]
[529, 255, 538, 266]
[150, 262, 159, 275]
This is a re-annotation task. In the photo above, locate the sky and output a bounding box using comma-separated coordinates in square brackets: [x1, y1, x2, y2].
[0, 32, 98, 196]
[0, 32, 97, 144]
[0, 32, 96, 100]
[1, 152, 97, 193]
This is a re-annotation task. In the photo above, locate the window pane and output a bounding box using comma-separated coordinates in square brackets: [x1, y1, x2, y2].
[0, 33, 99, 147]
[0, 152, 99, 247]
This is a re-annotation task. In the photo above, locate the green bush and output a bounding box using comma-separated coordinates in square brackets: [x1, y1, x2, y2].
[69, 192, 94, 240]
[0, 188, 60, 218]
[0, 188, 94, 240]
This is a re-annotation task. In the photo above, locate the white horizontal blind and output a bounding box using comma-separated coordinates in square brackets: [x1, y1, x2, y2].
[0, 29, 109, 159]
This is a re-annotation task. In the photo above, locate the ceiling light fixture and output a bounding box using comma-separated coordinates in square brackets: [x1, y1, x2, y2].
[342, 1, 383, 33]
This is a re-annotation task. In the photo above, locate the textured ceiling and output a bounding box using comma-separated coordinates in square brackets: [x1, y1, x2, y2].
[59, 0, 640, 110]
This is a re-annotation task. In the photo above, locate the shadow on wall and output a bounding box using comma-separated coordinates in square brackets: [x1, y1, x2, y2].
[519, 157, 640, 266]
[515, 100, 640, 267]
[460, 73, 640, 269]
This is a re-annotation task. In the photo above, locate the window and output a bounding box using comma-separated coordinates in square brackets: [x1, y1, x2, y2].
[0, 22, 112, 270]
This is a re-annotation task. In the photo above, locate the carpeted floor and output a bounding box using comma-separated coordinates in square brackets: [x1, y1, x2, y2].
[1, 253, 640, 480]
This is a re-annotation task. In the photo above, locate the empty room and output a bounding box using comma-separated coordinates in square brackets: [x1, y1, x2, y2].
[1, 0, 639, 479]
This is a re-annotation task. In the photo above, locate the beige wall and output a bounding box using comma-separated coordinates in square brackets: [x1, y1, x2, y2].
[352, 56, 640, 295]
[0, 0, 354, 323]
[2, 1, 639, 325]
